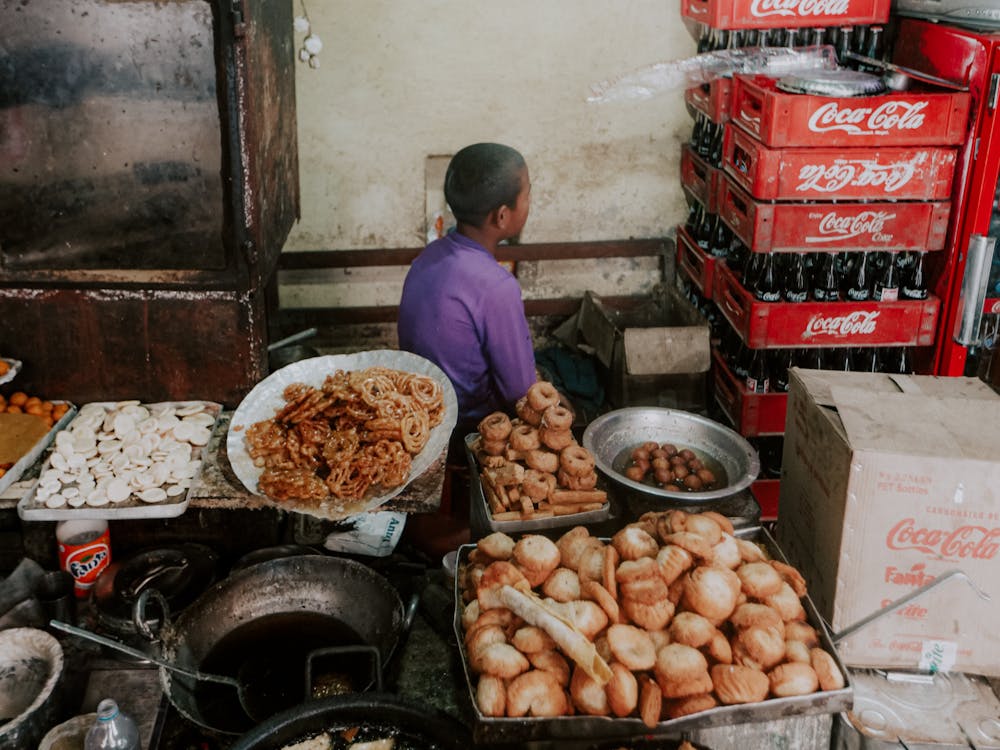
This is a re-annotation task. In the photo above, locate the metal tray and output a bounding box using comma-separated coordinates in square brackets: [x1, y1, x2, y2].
[465, 433, 612, 535]
[17, 400, 221, 520]
[0, 402, 77, 496]
[226, 350, 458, 521]
[0, 358, 21, 385]
[452, 525, 853, 744]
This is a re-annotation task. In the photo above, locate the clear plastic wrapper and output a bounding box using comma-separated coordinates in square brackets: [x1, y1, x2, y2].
[587, 45, 839, 104]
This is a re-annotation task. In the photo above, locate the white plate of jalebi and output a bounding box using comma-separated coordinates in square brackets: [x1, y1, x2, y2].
[227, 350, 458, 520]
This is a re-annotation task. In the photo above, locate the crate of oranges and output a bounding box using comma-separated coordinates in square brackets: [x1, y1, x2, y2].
[0, 390, 76, 492]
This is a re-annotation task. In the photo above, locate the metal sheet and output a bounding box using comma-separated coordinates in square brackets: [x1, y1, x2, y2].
[0, 0, 226, 272]
[453, 526, 854, 744]
[0, 287, 267, 408]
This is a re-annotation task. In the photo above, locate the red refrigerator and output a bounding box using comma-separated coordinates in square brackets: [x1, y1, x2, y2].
[892, 18, 1000, 379]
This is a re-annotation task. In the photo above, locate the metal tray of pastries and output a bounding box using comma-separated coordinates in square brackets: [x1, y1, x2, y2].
[453, 513, 852, 744]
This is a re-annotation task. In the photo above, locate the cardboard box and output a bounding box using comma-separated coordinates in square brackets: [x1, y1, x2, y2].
[777, 368, 1000, 676]
[567, 285, 710, 411]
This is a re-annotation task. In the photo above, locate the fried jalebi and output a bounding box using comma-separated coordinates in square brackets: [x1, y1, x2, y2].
[246, 365, 445, 504]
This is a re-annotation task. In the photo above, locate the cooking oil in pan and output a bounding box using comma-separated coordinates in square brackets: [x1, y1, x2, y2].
[193, 611, 365, 733]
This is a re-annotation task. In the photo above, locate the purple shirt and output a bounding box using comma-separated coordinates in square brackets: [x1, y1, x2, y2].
[398, 232, 536, 425]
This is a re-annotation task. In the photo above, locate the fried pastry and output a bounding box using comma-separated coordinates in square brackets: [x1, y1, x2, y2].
[612, 525, 660, 561]
[682, 566, 741, 621]
[606, 624, 657, 671]
[810, 647, 846, 691]
[710, 663, 770, 704]
[768, 661, 819, 697]
[737, 561, 785, 598]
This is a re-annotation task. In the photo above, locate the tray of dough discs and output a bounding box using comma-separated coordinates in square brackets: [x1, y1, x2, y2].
[17, 400, 222, 520]
[453, 519, 852, 745]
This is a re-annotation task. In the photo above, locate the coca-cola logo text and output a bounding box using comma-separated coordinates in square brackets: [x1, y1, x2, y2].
[748, 0, 850, 18]
[887, 518, 1000, 560]
[806, 210, 895, 243]
[808, 101, 929, 136]
[797, 157, 922, 194]
[804, 310, 879, 337]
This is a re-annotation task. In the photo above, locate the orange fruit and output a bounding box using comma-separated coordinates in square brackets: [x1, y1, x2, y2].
[0, 361, 9, 376]
[6, 405, 22, 414]
[8, 392, 27, 407]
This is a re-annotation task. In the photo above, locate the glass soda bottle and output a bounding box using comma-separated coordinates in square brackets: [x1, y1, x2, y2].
[843, 251, 871, 301]
[783, 253, 809, 303]
[753, 253, 782, 302]
[901, 251, 928, 300]
[873, 252, 900, 301]
[85, 699, 140, 750]
[812, 253, 841, 302]
[746, 348, 770, 393]
[770, 348, 794, 392]
[709, 215, 731, 259]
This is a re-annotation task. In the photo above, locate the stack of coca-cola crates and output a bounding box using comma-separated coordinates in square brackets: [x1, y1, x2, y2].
[675, 0, 972, 518]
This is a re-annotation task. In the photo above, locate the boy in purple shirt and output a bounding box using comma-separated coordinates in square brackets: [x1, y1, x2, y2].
[398, 143, 537, 438]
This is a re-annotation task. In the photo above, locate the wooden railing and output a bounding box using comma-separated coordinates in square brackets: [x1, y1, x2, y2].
[276, 238, 668, 324]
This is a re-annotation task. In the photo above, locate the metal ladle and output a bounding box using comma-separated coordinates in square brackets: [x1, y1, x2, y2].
[832, 569, 991, 644]
[49, 620, 269, 724]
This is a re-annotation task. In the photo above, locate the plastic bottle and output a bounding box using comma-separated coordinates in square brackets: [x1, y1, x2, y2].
[56, 519, 111, 599]
[84, 699, 140, 750]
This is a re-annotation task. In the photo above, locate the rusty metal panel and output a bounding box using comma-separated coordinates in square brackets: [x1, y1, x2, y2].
[0, 287, 267, 408]
[0, 0, 228, 272]
[235, 0, 301, 285]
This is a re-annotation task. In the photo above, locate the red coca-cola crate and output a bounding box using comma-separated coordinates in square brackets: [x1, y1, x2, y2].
[680, 0, 890, 29]
[712, 349, 788, 436]
[677, 224, 721, 299]
[986, 298, 1000, 315]
[718, 174, 950, 253]
[681, 145, 722, 213]
[712, 262, 940, 348]
[685, 79, 733, 124]
[730, 74, 971, 148]
[722, 125, 958, 202]
[751, 479, 780, 521]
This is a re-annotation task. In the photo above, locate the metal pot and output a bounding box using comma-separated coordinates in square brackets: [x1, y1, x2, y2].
[229, 694, 470, 750]
[144, 555, 405, 736]
[91, 544, 218, 648]
[0, 628, 64, 750]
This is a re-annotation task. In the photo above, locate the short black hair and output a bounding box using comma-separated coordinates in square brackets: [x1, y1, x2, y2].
[444, 143, 526, 227]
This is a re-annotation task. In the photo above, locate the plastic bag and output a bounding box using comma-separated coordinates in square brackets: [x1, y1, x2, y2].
[587, 45, 839, 104]
[323, 511, 406, 557]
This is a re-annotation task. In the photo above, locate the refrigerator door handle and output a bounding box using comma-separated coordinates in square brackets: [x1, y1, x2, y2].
[989, 73, 1000, 113]
[953, 234, 997, 346]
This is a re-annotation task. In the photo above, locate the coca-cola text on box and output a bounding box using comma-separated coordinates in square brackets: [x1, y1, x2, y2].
[777, 369, 1000, 676]
[722, 125, 958, 201]
[730, 75, 970, 148]
[718, 173, 951, 252]
[681, 0, 890, 29]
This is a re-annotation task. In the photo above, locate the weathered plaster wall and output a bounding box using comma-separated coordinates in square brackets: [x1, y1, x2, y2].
[281, 1, 695, 308]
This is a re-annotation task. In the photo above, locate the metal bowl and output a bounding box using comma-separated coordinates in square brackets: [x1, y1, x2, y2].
[582, 407, 759, 504]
